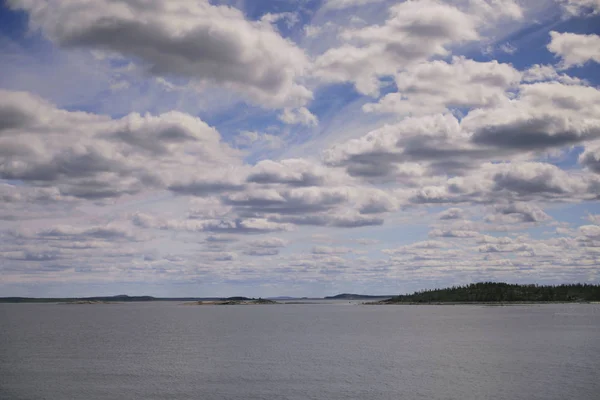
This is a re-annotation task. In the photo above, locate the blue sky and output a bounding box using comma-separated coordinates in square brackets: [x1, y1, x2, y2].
[1, 0, 599, 297]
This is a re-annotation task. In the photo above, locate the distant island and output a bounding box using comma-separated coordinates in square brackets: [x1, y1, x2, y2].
[185, 298, 278, 305]
[0, 295, 264, 304]
[325, 293, 394, 300]
[0, 295, 158, 304]
[376, 282, 600, 304]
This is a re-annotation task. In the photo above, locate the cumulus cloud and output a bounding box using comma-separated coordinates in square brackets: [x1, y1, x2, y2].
[168, 175, 247, 197]
[465, 82, 600, 150]
[7, 0, 311, 108]
[0, 183, 75, 205]
[224, 187, 352, 215]
[485, 202, 551, 223]
[548, 31, 600, 68]
[132, 212, 293, 234]
[522, 64, 585, 85]
[188, 198, 233, 220]
[216, 181, 396, 230]
[1, 222, 143, 273]
[579, 224, 600, 239]
[323, 113, 470, 178]
[429, 229, 480, 238]
[580, 143, 600, 173]
[272, 212, 384, 228]
[247, 159, 332, 187]
[438, 208, 465, 220]
[363, 57, 521, 115]
[327, 76, 600, 184]
[0, 90, 241, 199]
[409, 161, 599, 206]
[358, 189, 399, 214]
[314, 0, 479, 95]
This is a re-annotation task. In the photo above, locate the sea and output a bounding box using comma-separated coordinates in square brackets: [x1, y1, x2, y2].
[1, 301, 599, 400]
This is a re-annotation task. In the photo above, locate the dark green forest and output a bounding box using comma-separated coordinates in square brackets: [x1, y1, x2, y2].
[385, 282, 600, 303]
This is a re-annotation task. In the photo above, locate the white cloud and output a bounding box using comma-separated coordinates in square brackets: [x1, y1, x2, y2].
[548, 31, 600, 68]
[410, 162, 599, 205]
[429, 229, 480, 238]
[522, 64, 585, 85]
[188, 198, 233, 220]
[486, 202, 551, 223]
[580, 142, 600, 173]
[467, 0, 524, 21]
[313, 0, 479, 96]
[132, 212, 293, 234]
[579, 224, 600, 239]
[0, 89, 242, 199]
[464, 82, 600, 150]
[8, 0, 311, 109]
[363, 57, 521, 115]
[279, 107, 319, 126]
[438, 208, 465, 220]
[247, 159, 340, 187]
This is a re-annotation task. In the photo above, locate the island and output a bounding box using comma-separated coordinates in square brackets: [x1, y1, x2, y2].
[374, 282, 600, 304]
[0, 295, 261, 304]
[184, 298, 279, 305]
[0, 295, 157, 303]
[325, 293, 394, 300]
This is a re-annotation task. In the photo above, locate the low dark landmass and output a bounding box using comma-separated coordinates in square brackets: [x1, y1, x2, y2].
[0, 295, 259, 304]
[184, 298, 278, 305]
[325, 293, 394, 300]
[0, 295, 157, 303]
[377, 282, 600, 304]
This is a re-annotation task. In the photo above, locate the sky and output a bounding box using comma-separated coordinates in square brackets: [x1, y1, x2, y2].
[0, 0, 599, 298]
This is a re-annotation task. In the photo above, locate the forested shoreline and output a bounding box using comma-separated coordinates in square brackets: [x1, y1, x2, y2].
[382, 282, 600, 303]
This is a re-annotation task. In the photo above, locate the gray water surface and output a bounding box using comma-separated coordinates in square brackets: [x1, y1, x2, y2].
[1, 302, 599, 400]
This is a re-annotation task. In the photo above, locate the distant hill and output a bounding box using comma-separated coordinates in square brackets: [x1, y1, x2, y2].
[0, 295, 225, 303]
[325, 293, 393, 300]
[381, 282, 600, 304]
[0, 295, 156, 303]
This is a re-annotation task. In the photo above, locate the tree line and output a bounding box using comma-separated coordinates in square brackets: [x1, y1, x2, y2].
[386, 282, 600, 303]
